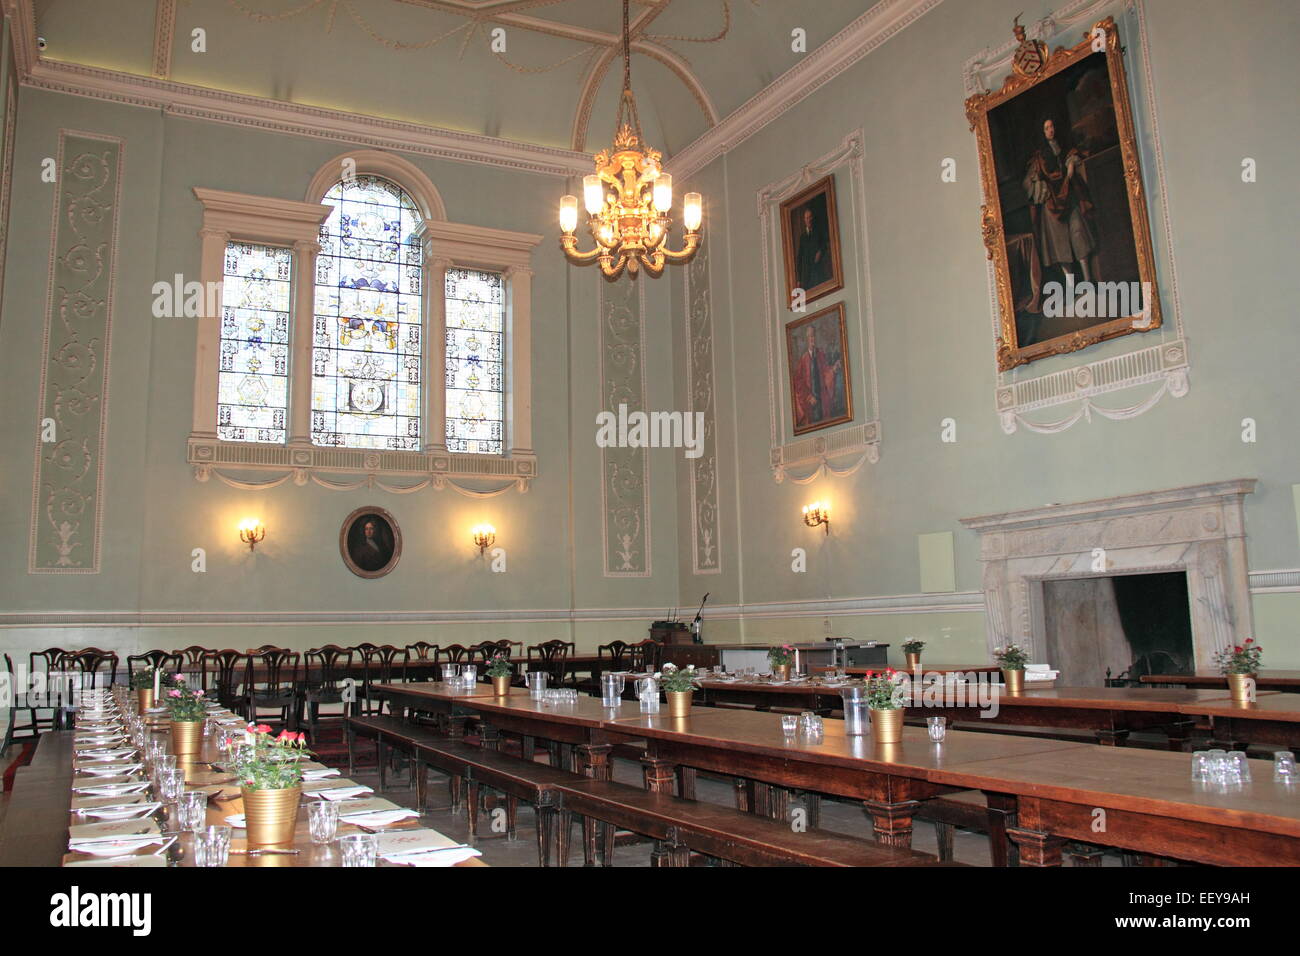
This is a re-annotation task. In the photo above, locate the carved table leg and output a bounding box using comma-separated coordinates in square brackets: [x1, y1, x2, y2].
[1065, 843, 1105, 866]
[641, 755, 676, 794]
[733, 777, 754, 813]
[862, 799, 921, 849]
[576, 742, 612, 781]
[676, 766, 697, 800]
[1006, 826, 1065, 867]
[982, 791, 1018, 867]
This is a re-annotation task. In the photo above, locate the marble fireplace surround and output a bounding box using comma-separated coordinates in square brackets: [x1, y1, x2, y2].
[960, 479, 1257, 670]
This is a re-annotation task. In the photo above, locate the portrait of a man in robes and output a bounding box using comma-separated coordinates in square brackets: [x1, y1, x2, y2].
[785, 304, 852, 435]
[779, 175, 843, 306]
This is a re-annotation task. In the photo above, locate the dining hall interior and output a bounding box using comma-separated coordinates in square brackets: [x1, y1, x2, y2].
[0, 0, 1297, 887]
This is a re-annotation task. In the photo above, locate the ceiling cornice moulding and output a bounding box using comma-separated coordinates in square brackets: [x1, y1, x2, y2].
[21, 58, 593, 178]
[669, 0, 945, 180]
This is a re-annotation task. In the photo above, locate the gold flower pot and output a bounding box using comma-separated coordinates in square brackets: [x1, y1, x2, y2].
[871, 707, 904, 744]
[242, 786, 301, 846]
[772, 664, 791, 681]
[1003, 669, 1024, 694]
[136, 688, 155, 712]
[905, 653, 921, 670]
[1228, 672, 1255, 703]
[491, 675, 511, 696]
[666, 690, 693, 718]
[170, 719, 203, 757]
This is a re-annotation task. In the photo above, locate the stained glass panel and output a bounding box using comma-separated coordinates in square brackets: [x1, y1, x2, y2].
[445, 268, 504, 455]
[312, 175, 422, 450]
[217, 242, 292, 444]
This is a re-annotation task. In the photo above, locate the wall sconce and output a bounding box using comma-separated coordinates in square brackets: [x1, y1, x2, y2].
[472, 523, 497, 554]
[802, 502, 830, 535]
[238, 517, 266, 551]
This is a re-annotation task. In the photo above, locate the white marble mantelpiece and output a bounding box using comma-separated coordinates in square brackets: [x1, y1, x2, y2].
[959, 479, 1257, 670]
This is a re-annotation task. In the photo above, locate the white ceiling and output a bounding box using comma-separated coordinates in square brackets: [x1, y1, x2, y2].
[31, 0, 879, 157]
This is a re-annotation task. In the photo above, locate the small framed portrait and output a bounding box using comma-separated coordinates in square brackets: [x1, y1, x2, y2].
[784, 302, 853, 436]
[340, 506, 402, 579]
[778, 174, 844, 308]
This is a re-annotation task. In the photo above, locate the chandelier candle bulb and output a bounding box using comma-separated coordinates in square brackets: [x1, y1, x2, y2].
[583, 175, 604, 215]
[653, 173, 673, 213]
[684, 193, 703, 232]
[559, 195, 578, 233]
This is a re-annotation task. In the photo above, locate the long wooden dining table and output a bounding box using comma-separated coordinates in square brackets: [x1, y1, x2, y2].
[1141, 669, 1300, 692]
[372, 681, 1300, 867]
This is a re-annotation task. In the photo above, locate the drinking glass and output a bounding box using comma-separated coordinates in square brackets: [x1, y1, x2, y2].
[461, 665, 478, 687]
[195, 825, 231, 867]
[927, 716, 948, 742]
[1227, 751, 1252, 783]
[1190, 751, 1212, 781]
[638, 678, 660, 714]
[308, 799, 340, 845]
[159, 768, 186, 803]
[526, 672, 548, 700]
[339, 833, 378, 867]
[177, 791, 207, 832]
[780, 715, 799, 736]
[1274, 751, 1296, 783]
[441, 663, 460, 684]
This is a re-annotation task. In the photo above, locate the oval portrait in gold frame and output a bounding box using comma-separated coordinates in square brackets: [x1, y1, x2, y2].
[339, 506, 402, 579]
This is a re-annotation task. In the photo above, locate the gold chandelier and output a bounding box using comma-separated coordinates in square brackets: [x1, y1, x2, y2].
[559, 0, 702, 279]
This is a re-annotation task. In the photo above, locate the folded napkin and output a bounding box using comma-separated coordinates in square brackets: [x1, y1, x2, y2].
[74, 747, 137, 759]
[77, 801, 162, 821]
[315, 785, 375, 801]
[301, 767, 342, 780]
[375, 828, 461, 856]
[76, 763, 143, 777]
[72, 793, 148, 811]
[74, 781, 151, 797]
[64, 854, 168, 868]
[385, 846, 481, 867]
[67, 836, 174, 859]
[341, 807, 420, 827]
[69, 818, 161, 846]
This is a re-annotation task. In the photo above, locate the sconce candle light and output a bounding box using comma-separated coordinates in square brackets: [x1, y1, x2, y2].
[472, 524, 497, 554]
[238, 517, 266, 551]
[802, 502, 831, 535]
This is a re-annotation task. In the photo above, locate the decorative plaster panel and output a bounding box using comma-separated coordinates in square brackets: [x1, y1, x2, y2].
[685, 241, 720, 574]
[599, 279, 650, 577]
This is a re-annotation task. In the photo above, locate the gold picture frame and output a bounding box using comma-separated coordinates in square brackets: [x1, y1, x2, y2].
[778, 175, 844, 309]
[785, 302, 853, 436]
[966, 17, 1162, 372]
[340, 505, 402, 579]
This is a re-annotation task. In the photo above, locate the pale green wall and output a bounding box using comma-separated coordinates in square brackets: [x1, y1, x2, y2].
[0, 82, 681, 662]
[674, 0, 1300, 669]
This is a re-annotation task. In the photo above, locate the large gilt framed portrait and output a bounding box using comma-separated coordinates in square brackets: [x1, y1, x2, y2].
[784, 303, 852, 436]
[340, 506, 401, 579]
[778, 175, 844, 307]
[966, 17, 1162, 371]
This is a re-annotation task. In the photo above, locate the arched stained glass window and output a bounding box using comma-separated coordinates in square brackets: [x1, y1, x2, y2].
[312, 175, 423, 450]
[445, 268, 505, 455]
[217, 242, 292, 444]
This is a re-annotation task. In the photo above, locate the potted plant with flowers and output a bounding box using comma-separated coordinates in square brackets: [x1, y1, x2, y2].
[232, 724, 312, 845]
[993, 643, 1030, 693]
[767, 644, 796, 681]
[130, 667, 175, 712]
[487, 652, 513, 696]
[657, 663, 702, 718]
[901, 638, 926, 670]
[861, 668, 909, 743]
[1213, 638, 1262, 702]
[163, 677, 208, 757]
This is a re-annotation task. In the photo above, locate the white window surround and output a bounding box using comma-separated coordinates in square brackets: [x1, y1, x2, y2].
[187, 151, 541, 493]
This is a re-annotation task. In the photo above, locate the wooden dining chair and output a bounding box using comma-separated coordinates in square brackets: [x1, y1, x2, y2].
[629, 639, 663, 672]
[356, 644, 403, 715]
[243, 649, 300, 728]
[402, 643, 440, 684]
[302, 645, 354, 733]
[527, 640, 575, 688]
[440, 644, 472, 681]
[206, 650, 247, 712]
[68, 648, 119, 692]
[175, 645, 212, 688]
[26, 648, 67, 735]
[126, 651, 183, 683]
[2, 654, 38, 757]
[470, 640, 513, 680]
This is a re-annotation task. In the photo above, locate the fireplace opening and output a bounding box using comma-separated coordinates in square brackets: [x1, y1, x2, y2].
[1042, 571, 1194, 687]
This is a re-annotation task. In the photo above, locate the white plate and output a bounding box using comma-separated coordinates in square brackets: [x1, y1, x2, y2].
[78, 802, 162, 821]
[69, 836, 174, 858]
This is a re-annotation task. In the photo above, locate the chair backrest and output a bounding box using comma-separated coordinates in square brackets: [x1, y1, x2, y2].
[28, 648, 66, 706]
[527, 640, 572, 684]
[126, 651, 183, 682]
[359, 644, 403, 685]
[402, 643, 440, 683]
[306, 645, 353, 689]
[247, 649, 298, 692]
[598, 641, 632, 667]
[65, 648, 119, 690]
[207, 650, 246, 704]
[629, 639, 663, 671]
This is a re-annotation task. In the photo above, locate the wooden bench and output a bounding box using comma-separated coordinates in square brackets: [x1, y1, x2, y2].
[414, 739, 585, 866]
[344, 714, 445, 789]
[554, 777, 960, 867]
